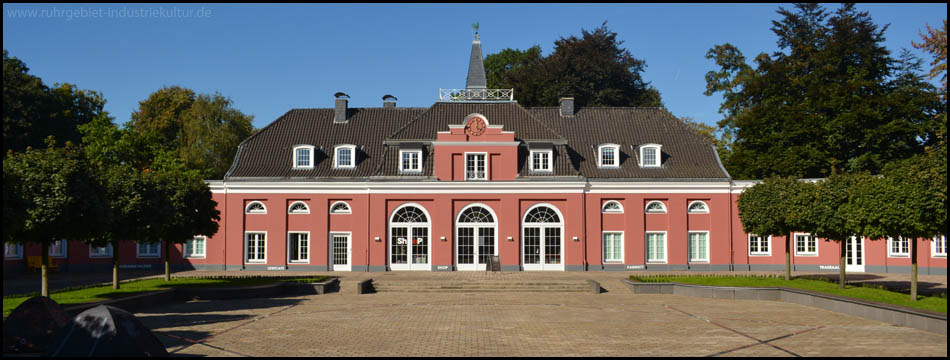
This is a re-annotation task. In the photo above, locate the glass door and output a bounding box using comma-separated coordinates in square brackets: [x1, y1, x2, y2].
[845, 236, 864, 272]
[331, 233, 351, 271]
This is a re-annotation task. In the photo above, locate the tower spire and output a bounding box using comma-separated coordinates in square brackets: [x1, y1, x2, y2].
[465, 24, 487, 89]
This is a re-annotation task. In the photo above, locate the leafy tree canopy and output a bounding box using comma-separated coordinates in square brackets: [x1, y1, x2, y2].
[485, 22, 663, 108]
[3, 50, 106, 152]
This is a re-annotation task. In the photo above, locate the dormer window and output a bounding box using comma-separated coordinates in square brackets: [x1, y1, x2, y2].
[400, 149, 422, 173]
[334, 145, 356, 168]
[645, 201, 667, 214]
[530, 149, 552, 172]
[293, 145, 315, 169]
[640, 144, 662, 167]
[598, 144, 620, 168]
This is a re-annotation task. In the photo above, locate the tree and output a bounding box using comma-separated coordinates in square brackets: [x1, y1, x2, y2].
[680, 116, 732, 165]
[705, 4, 941, 179]
[148, 153, 221, 281]
[912, 19, 947, 92]
[485, 22, 663, 108]
[4, 139, 109, 296]
[736, 177, 813, 280]
[798, 172, 869, 289]
[128, 86, 254, 179]
[3, 50, 106, 152]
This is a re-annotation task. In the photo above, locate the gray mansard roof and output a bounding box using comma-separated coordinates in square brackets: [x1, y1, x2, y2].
[223, 101, 730, 181]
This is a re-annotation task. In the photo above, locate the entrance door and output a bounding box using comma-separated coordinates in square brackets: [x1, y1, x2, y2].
[456, 205, 497, 271]
[389, 204, 431, 271]
[522, 205, 564, 271]
[845, 236, 864, 272]
[331, 233, 351, 271]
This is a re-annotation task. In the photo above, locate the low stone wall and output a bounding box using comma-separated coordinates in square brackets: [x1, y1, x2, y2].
[621, 279, 946, 335]
[64, 288, 176, 317]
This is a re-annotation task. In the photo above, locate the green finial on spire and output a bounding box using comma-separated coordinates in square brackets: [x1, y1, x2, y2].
[472, 22, 479, 34]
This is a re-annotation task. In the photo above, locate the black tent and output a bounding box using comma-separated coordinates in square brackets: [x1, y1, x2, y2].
[47, 305, 168, 357]
[3, 296, 72, 354]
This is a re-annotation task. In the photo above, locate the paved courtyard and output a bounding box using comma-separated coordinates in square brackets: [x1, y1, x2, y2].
[134, 275, 947, 357]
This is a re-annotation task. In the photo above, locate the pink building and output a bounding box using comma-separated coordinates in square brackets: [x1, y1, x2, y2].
[4, 34, 946, 276]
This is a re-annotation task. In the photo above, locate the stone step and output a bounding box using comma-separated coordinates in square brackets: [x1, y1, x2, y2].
[372, 288, 591, 293]
[371, 280, 591, 293]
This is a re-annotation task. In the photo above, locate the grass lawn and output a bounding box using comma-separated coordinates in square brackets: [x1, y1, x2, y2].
[3, 276, 330, 316]
[629, 275, 947, 314]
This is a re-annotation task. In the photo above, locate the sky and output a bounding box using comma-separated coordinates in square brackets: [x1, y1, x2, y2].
[3, 3, 946, 130]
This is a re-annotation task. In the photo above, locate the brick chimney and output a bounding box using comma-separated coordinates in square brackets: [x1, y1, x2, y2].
[383, 95, 397, 108]
[334, 96, 348, 123]
[560, 97, 575, 117]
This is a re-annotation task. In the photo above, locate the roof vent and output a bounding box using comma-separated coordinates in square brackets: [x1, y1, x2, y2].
[383, 94, 397, 108]
[560, 97, 575, 117]
[334, 92, 349, 123]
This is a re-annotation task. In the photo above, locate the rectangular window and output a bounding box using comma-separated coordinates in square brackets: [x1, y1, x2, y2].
[400, 150, 421, 172]
[288, 232, 309, 263]
[49, 240, 67, 258]
[137, 242, 160, 258]
[646, 232, 666, 263]
[888, 236, 910, 257]
[795, 233, 817, 256]
[465, 153, 486, 180]
[5, 243, 23, 259]
[600, 147, 616, 167]
[336, 147, 353, 168]
[184, 236, 206, 258]
[531, 150, 552, 172]
[934, 235, 947, 257]
[246, 232, 266, 263]
[295, 148, 311, 168]
[89, 244, 113, 258]
[643, 147, 657, 166]
[689, 232, 709, 262]
[603, 232, 623, 263]
[748, 234, 770, 256]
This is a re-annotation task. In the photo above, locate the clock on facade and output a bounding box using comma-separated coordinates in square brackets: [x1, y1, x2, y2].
[465, 117, 487, 136]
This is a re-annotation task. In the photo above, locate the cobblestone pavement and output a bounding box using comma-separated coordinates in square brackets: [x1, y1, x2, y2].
[133, 277, 948, 357]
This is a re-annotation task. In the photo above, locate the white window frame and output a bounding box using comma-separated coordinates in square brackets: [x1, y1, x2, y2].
[330, 201, 352, 214]
[136, 242, 161, 258]
[49, 239, 68, 258]
[399, 149, 422, 173]
[288, 201, 310, 214]
[245, 201, 267, 214]
[5, 243, 23, 259]
[464, 152, 488, 181]
[644, 200, 667, 214]
[184, 236, 206, 259]
[529, 149, 553, 173]
[933, 235, 947, 258]
[292, 144, 315, 169]
[887, 236, 910, 258]
[602, 231, 624, 263]
[334, 144, 356, 169]
[597, 144, 620, 168]
[794, 232, 817, 256]
[748, 234, 772, 256]
[645, 231, 667, 263]
[245, 231, 267, 264]
[89, 244, 113, 258]
[687, 200, 709, 214]
[287, 231, 310, 264]
[601, 200, 624, 214]
[688, 231, 710, 262]
[639, 144, 662, 167]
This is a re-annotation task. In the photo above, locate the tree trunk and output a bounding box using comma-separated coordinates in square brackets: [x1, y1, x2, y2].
[112, 239, 120, 290]
[911, 237, 918, 302]
[785, 234, 791, 281]
[41, 242, 49, 297]
[839, 240, 846, 289]
[164, 240, 171, 282]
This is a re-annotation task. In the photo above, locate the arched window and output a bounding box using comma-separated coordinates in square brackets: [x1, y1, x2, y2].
[645, 201, 666, 214]
[245, 201, 266, 214]
[330, 201, 351, 214]
[288, 201, 309, 214]
[687, 201, 709, 214]
[525, 206, 561, 224]
[392, 205, 428, 223]
[602, 200, 623, 213]
[458, 206, 495, 223]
